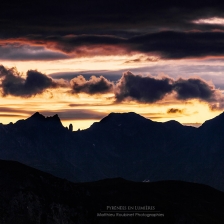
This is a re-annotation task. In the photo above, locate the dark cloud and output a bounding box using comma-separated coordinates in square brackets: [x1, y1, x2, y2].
[70, 75, 114, 95]
[173, 78, 216, 100]
[167, 108, 183, 114]
[0, 65, 68, 97]
[8, 31, 224, 59]
[44, 35, 125, 54]
[2, 0, 224, 60]
[115, 71, 173, 103]
[115, 71, 222, 104]
[2, 0, 224, 37]
[8, 35, 127, 57]
[126, 31, 224, 59]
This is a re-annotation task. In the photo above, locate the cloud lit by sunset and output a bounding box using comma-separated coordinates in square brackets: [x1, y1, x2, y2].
[193, 17, 224, 25]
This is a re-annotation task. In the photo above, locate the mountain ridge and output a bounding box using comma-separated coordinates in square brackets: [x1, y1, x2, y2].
[0, 111, 224, 191]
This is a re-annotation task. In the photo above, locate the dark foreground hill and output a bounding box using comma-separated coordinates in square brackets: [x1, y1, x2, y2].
[1, 159, 224, 224]
[0, 112, 224, 191]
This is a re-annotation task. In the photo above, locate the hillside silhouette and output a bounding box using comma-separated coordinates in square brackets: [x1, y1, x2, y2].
[0, 112, 224, 191]
[1, 159, 224, 224]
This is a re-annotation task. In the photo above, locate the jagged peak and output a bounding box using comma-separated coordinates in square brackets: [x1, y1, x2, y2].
[49, 114, 60, 121]
[46, 114, 62, 125]
[26, 112, 63, 127]
[29, 112, 45, 120]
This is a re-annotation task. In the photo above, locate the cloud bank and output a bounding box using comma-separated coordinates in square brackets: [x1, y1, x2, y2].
[0, 65, 223, 110]
[70, 75, 114, 95]
[0, 65, 68, 97]
[115, 71, 173, 103]
[4, 31, 224, 60]
[2, 1, 224, 61]
[114, 71, 223, 107]
[2, 0, 224, 36]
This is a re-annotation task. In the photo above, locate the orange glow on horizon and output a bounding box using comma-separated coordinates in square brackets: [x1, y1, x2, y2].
[0, 90, 222, 130]
[0, 54, 224, 130]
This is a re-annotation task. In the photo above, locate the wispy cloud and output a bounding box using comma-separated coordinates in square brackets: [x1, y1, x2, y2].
[0, 43, 69, 61]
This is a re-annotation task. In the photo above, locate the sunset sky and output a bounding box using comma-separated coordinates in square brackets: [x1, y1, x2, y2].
[1, 0, 224, 129]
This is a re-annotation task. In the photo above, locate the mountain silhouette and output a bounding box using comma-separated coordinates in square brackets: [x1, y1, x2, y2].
[0, 111, 224, 191]
[1, 159, 224, 224]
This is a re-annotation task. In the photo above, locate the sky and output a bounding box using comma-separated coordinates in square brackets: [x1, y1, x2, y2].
[1, 0, 224, 129]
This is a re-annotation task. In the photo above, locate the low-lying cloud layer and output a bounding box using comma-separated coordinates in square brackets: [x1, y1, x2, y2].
[115, 71, 220, 104]
[115, 71, 173, 103]
[0, 65, 223, 109]
[0, 65, 68, 97]
[173, 78, 216, 101]
[70, 75, 114, 95]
